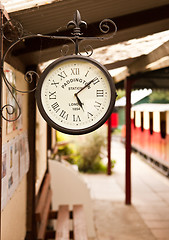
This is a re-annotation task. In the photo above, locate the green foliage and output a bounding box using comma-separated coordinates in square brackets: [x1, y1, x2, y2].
[115, 89, 169, 104]
[54, 126, 116, 173]
[57, 145, 76, 164]
[116, 89, 125, 100]
[149, 90, 169, 103]
[53, 132, 78, 164]
[111, 159, 116, 168]
[75, 126, 107, 173]
[112, 128, 121, 135]
[79, 160, 107, 173]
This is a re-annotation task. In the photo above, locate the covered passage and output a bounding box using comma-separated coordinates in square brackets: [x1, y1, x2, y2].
[0, 0, 169, 239]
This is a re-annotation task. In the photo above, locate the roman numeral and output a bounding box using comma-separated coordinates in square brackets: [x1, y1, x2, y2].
[58, 71, 67, 80]
[73, 115, 81, 122]
[51, 102, 60, 113]
[92, 77, 100, 85]
[96, 90, 104, 97]
[87, 112, 93, 119]
[51, 79, 59, 88]
[59, 110, 68, 120]
[49, 91, 56, 99]
[94, 101, 101, 110]
[71, 68, 79, 75]
[85, 70, 89, 77]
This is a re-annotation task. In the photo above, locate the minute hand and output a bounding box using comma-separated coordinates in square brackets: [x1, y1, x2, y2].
[75, 79, 94, 95]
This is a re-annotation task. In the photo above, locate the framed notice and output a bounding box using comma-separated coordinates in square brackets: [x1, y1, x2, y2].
[1, 132, 30, 211]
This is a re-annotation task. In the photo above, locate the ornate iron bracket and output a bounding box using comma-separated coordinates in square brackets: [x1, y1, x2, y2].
[1, 9, 117, 122]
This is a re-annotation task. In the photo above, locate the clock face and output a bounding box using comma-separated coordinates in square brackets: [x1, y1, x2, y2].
[36, 55, 116, 135]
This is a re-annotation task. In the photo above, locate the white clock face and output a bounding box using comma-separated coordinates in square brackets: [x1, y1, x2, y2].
[37, 56, 116, 134]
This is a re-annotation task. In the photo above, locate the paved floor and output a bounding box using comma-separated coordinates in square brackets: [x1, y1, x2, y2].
[82, 139, 169, 240]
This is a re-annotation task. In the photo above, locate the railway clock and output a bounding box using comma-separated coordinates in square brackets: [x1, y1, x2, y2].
[36, 55, 117, 135]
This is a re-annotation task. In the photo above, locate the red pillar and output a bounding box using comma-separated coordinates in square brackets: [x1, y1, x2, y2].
[107, 116, 112, 175]
[125, 77, 133, 205]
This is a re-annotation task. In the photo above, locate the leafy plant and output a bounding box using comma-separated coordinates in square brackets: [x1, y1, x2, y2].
[52, 126, 116, 173]
[111, 159, 116, 169]
[51, 132, 78, 164]
[116, 89, 125, 100]
[74, 126, 107, 173]
[149, 90, 169, 103]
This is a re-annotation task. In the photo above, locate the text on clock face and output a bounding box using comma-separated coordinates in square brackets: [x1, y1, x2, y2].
[61, 78, 90, 89]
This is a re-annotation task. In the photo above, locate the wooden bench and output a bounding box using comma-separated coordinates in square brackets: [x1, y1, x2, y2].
[35, 173, 88, 240]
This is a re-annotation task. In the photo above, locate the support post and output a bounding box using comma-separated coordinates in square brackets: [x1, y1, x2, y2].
[47, 125, 51, 151]
[107, 116, 112, 175]
[26, 66, 37, 240]
[125, 77, 133, 205]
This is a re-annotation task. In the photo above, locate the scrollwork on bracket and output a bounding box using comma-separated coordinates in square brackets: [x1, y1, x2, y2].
[99, 18, 117, 36]
[76, 17, 117, 56]
[1, 103, 21, 122]
[1, 74, 21, 122]
[78, 43, 93, 57]
[2, 19, 24, 42]
[1, 9, 117, 122]
[60, 45, 72, 56]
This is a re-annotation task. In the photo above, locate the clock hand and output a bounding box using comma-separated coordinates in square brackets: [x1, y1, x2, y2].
[74, 78, 95, 111]
[74, 93, 84, 111]
[75, 79, 94, 95]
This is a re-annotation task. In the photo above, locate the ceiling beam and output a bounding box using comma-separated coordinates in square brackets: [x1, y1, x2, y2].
[104, 56, 142, 70]
[128, 40, 169, 75]
[11, 4, 169, 61]
[0, 3, 10, 20]
[115, 66, 169, 89]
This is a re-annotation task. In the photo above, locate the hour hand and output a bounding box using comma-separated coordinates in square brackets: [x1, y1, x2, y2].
[74, 93, 84, 111]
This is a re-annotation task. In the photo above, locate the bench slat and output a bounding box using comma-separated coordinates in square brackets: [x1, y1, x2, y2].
[55, 205, 69, 240]
[35, 174, 88, 240]
[37, 189, 52, 240]
[73, 205, 88, 240]
[35, 173, 51, 221]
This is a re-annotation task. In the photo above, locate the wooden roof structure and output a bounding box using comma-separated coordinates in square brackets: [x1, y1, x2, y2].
[1, 0, 169, 73]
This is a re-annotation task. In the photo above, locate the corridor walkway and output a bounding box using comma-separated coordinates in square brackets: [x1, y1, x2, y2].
[82, 139, 169, 240]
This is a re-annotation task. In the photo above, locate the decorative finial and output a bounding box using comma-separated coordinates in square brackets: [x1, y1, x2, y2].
[67, 10, 87, 35]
